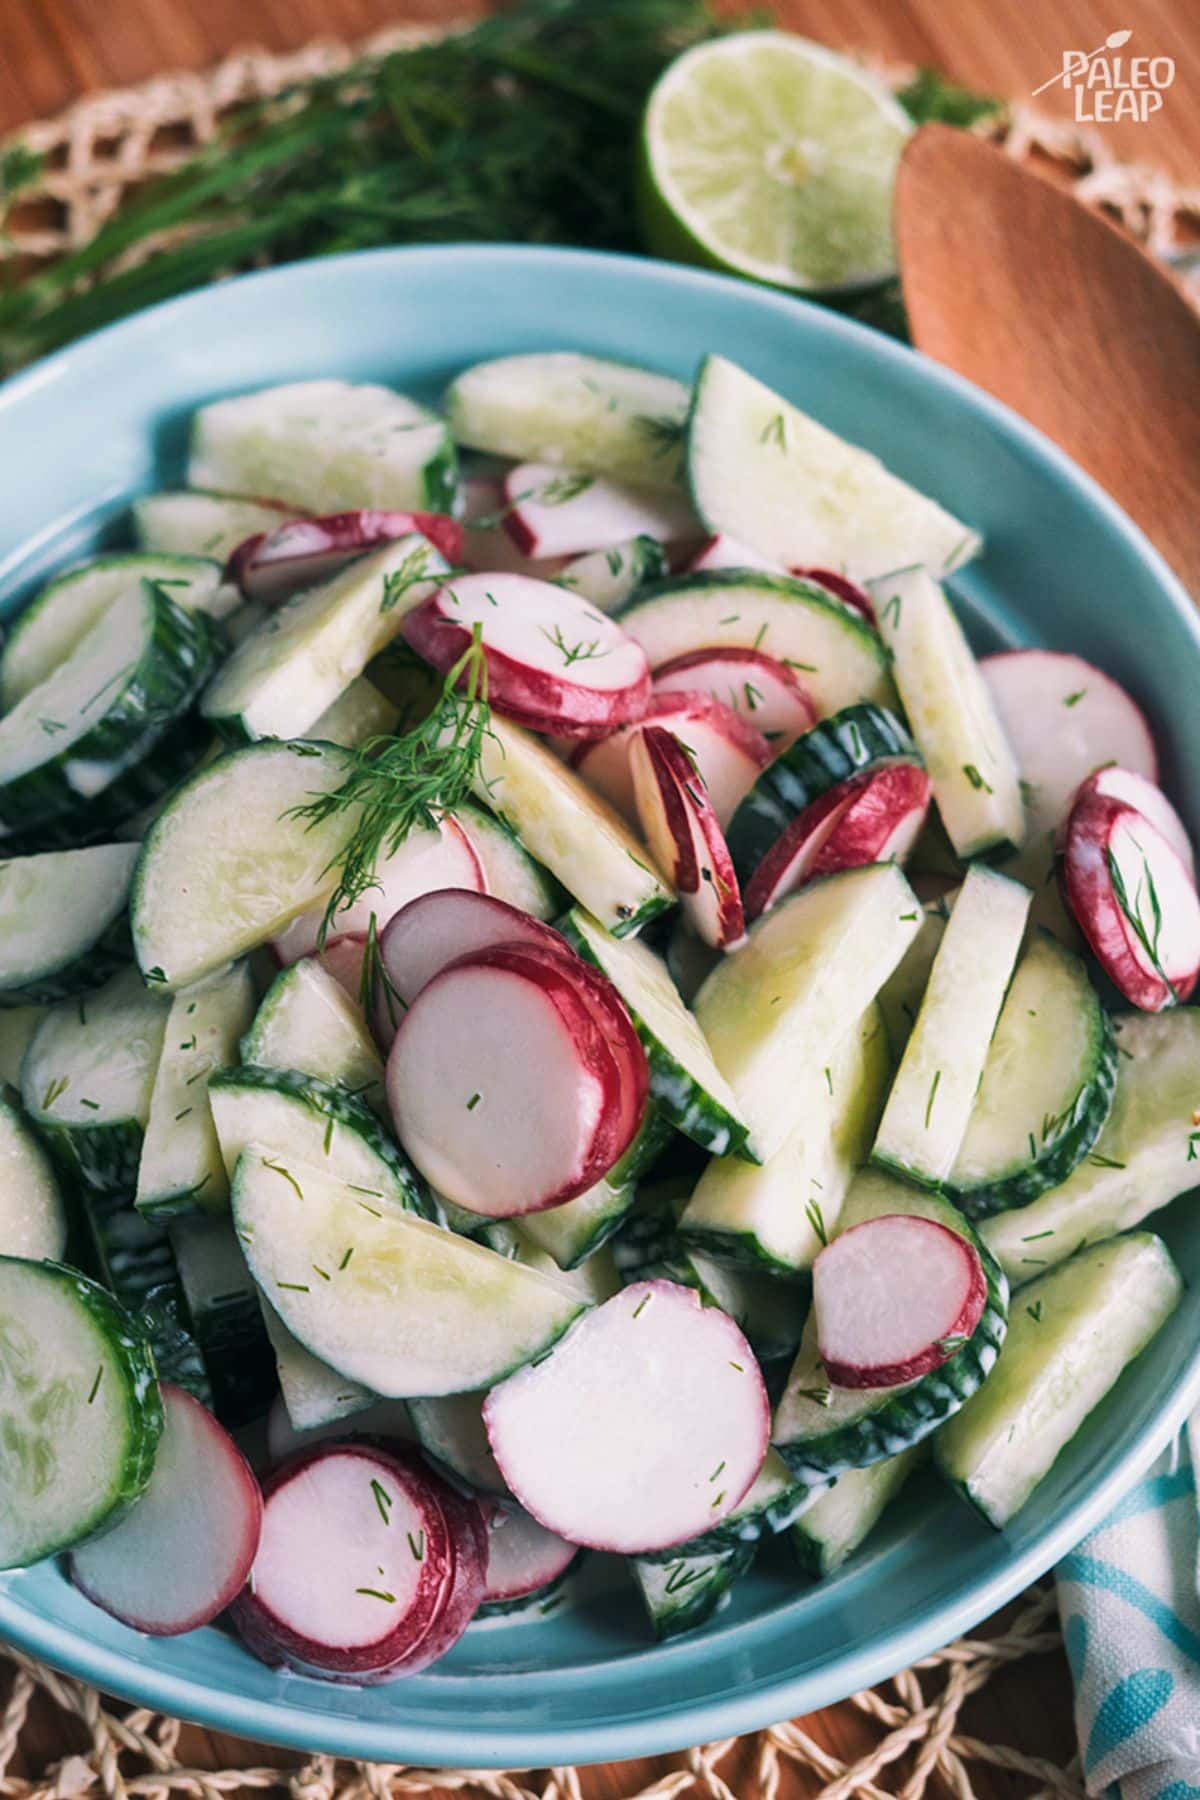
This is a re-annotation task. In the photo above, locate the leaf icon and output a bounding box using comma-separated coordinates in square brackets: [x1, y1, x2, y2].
[1106, 28, 1132, 47]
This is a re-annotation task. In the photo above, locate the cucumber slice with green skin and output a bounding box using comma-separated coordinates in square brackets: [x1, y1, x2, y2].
[0, 843, 137, 1006]
[408, 1391, 509, 1497]
[516, 1106, 672, 1269]
[132, 491, 297, 562]
[203, 535, 448, 743]
[445, 353, 689, 492]
[935, 1233, 1181, 1528]
[680, 1003, 891, 1273]
[0, 1007, 43, 1085]
[870, 566, 1024, 859]
[242, 959, 386, 1118]
[876, 891, 952, 1058]
[456, 801, 566, 921]
[469, 713, 673, 937]
[792, 1445, 924, 1578]
[22, 965, 168, 1193]
[1, 554, 227, 710]
[170, 1214, 276, 1427]
[725, 703, 918, 881]
[616, 572, 897, 720]
[234, 1146, 585, 1397]
[189, 380, 457, 514]
[686, 355, 981, 582]
[560, 907, 750, 1158]
[0, 582, 221, 838]
[308, 677, 399, 750]
[136, 962, 257, 1219]
[21, 717, 211, 856]
[773, 1172, 1008, 1483]
[694, 863, 920, 1165]
[0, 1084, 67, 1259]
[872, 866, 1031, 1190]
[131, 740, 360, 991]
[980, 1008, 1200, 1284]
[259, 1296, 374, 1432]
[948, 933, 1117, 1217]
[0, 1258, 163, 1569]
[632, 1538, 756, 1641]
[556, 535, 670, 613]
[636, 1449, 815, 1562]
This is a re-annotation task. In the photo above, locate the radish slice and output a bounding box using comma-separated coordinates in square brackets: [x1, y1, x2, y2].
[484, 1281, 769, 1554]
[414, 1480, 489, 1663]
[381, 888, 561, 1007]
[403, 572, 650, 738]
[70, 1385, 262, 1637]
[813, 1216, 987, 1389]
[652, 647, 817, 751]
[266, 1393, 415, 1465]
[459, 472, 568, 580]
[631, 726, 745, 950]
[744, 761, 932, 920]
[687, 534, 783, 575]
[571, 691, 769, 827]
[228, 510, 465, 604]
[482, 1504, 580, 1608]
[1062, 790, 1200, 1010]
[304, 933, 368, 1004]
[1074, 766, 1195, 881]
[793, 567, 876, 623]
[271, 814, 484, 964]
[502, 463, 696, 560]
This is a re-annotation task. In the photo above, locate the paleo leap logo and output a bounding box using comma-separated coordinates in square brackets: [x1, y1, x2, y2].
[1032, 28, 1175, 122]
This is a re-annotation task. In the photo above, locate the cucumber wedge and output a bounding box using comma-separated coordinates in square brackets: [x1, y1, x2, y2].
[258, 1294, 373, 1431]
[0, 843, 137, 1006]
[456, 801, 566, 921]
[0, 1007, 43, 1085]
[870, 566, 1023, 858]
[872, 867, 1031, 1188]
[132, 491, 295, 562]
[792, 1445, 924, 1577]
[0, 1085, 67, 1259]
[981, 1009, 1200, 1284]
[408, 1391, 508, 1496]
[694, 863, 920, 1164]
[686, 355, 981, 580]
[949, 933, 1117, 1216]
[616, 572, 896, 718]
[639, 1449, 813, 1563]
[935, 1233, 1181, 1527]
[446, 352, 689, 491]
[631, 1539, 756, 1640]
[877, 890, 952, 1058]
[516, 1108, 671, 1269]
[242, 958, 386, 1118]
[308, 677, 399, 749]
[557, 535, 669, 612]
[170, 1214, 277, 1426]
[0, 1258, 163, 1569]
[189, 379, 456, 513]
[233, 1146, 585, 1396]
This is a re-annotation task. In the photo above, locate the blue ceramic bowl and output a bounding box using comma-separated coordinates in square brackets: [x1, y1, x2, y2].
[1, 245, 1197, 1768]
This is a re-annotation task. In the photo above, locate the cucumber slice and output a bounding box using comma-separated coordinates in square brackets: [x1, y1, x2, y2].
[638, 1448, 813, 1562]
[686, 355, 981, 581]
[870, 566, 1023, 858]
[0, 1007, 43, 1084]
[136, 962, 257, 1218]
[233, 1146, 584, 1397]
[189, 380, 456, 514]
[681, 1003, 890, 1273]
[1, 554, 227, 709]
[170, 1214, 276, 1426]
[131, 740, 360, 990]
[616, 572, 896, 719]
[408, 1391, 508, 1496]
[694, 863, 920, 1164]
[949, 934, 1117, 1216]
[23, 718, 212, 855]
[469, 714, 673, 937]
[872, 867, 1031, 1189]
[792, 1445, 923, 1577]
[682, 1256, 804, 1366]
[0, 1084, 67, 1259]
[0, 582, 220, 838]
[980, 1009, 1200, 1284]
[308, 677, 399, 749]
[258, 1295, 373, 1431]
[203, 536, 448, 742]
[456, 800, 566, 921]
[516, 1107, 671, 1269]
[773, 1172, 1008, 1482]
[132, 491, 295, 562]
[446, 353, 689, 492]
[22, 965, 169, 1192]
[0, 1258, 163, 1569]
[560, 907, 749, 1156]
[557, 536, 670, 612]
[242, 958, 386, 1118]
[0, 843, 137, 1006]
[877, 890, 952, 1057]
[632, 1539, 756, 1640]
[935, 1233, 1181, 1527]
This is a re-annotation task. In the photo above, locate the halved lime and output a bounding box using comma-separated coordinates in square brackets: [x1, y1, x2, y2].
[638, 32, 912, 294]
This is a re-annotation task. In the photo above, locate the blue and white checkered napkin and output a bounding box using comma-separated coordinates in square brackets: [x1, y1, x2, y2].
[1058, 1417, 1200, 1800]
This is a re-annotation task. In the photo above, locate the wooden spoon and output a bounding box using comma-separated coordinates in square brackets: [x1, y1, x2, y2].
[895, 122, 1200, 597]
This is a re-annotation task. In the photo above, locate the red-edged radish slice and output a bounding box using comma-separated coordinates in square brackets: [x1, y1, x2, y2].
[227, 510, 465, 604]
[571, 691, 769, 828]
[631, 726, 745, 950]
[403, 572, 651, 738]
[413, 1479, 489, 1663]
[1073, 766, 1195, 881]
[1061, 790, 1200, 1009]
[386, 946, 625, 1216]
[502, 463, 696, 560]
[981, 650, 1158, 845]
[687, 534, 783, 575]
[484, 1281, 769, 1554]
[813, 1216, 987, 1389]
[459, 472, 568, 580]
[652, 647, 817, 751]
[482, 1504, 580, 1608]
[265, 1393, 415, 1466]
[744, 761, 932, 920]
[230, 1443, 456, 1681]
[306, 932, 368, 1004]
[70, 1385, 262, 1636]
[793, 567, 876, 623]
[271, 814, 484, 965]
[381, 888, 562, 1008]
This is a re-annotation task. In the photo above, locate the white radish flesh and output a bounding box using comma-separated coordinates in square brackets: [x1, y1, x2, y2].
[631, 726, 745, 950]
[687, 534, 782, 574]
[459, 473, 567, 580]
[571, 691, 769, 827]
[483, 1505, 579, 1605]
[813, 1215, 987, 1389]
[1078, 767, 1195, 880]
[652, 647, 816, 750]
[229, 510, 465, 604]
[381, 888, 561, 1007]
[484, 1281, 769, 1554]
[744, 761, 931, 919]
[503, 464, 696, 559]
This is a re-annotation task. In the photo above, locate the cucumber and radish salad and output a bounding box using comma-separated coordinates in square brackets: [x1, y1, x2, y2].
[0, 346, 1193, 1676]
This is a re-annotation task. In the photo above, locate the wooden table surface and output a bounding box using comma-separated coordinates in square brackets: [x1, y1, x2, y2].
[2, 0, 1196, 1793]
